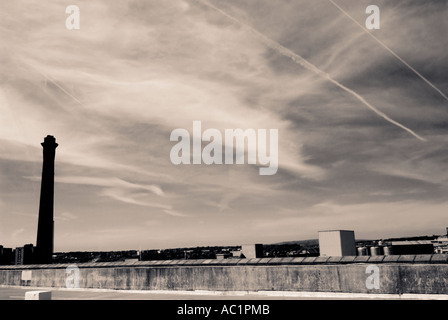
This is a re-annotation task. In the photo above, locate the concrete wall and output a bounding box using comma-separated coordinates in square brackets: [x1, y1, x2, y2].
[1, 256, 448, 295]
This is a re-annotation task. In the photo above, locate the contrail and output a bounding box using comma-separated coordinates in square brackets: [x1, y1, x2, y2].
[328, 0, 448, 102]
[9, 50, 86, 107]
[26, 63, 85, 106]
[193, 0, 426, 141]
[2, 40, 85, 107]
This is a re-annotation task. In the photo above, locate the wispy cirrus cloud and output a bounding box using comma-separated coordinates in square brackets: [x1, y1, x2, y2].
[23, 175, 175, 212]
[23, 175, 164, 195]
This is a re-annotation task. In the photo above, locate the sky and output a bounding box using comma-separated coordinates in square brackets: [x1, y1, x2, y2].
[0, 0, 447, 252]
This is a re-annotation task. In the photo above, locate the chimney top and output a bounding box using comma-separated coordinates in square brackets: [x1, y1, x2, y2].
[41, 135, 58, 148]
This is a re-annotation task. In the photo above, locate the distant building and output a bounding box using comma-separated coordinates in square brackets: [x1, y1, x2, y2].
[216, 252, 232, 259]
[0, 246, 4, 265]
[318, 230, 356, 257]
[390, 241, 434, 255]
[15, 247, 24, 265]
[231, 250, 242, 258]
[434, 227, 448, 253]
[434, 236, 448, 254]
[14, 244, 35, 265]
[241, 244, 263, 259]
[0, 247, 14, 265]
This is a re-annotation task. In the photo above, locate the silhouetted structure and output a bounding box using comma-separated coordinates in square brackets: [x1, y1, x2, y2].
[390, 241, 434, 255]
[35, 135, 58, 264]
[0, 247, 14, 265]
[14, 244, 35, 265]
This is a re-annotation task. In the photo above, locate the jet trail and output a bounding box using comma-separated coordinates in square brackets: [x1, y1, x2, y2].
[26, 62, 85, 107]
[193, 0, 426, 141]
[328, 0, 448, 102]
[3, 42, 85, 107]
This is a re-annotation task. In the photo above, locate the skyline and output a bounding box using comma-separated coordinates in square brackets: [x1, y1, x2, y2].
[1, 0, 448, 251]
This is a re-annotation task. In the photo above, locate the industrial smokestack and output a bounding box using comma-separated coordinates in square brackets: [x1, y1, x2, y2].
[35, 135, 58, 264]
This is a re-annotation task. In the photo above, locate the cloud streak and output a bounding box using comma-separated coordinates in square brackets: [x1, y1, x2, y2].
[194, 0, 426, 141]
[25, 175, 164, 196]
[328, 0, 448, 102]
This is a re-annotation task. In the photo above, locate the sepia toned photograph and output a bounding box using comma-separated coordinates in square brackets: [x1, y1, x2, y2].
[0, 0, 447, 307]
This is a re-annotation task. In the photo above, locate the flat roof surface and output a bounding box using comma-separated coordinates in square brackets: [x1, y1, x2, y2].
[1, 286, 446, 300]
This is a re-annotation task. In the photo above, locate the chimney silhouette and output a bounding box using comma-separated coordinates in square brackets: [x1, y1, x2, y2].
[35, 135, 58, 264]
